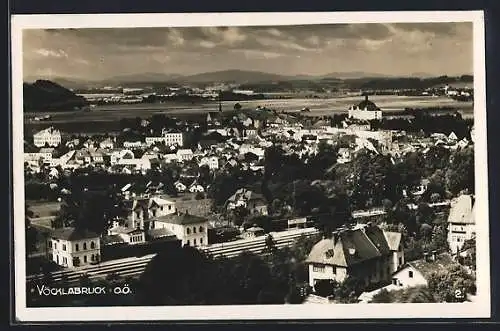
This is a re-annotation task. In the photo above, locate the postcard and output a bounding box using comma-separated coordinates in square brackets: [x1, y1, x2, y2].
[11, 11, 490, 322]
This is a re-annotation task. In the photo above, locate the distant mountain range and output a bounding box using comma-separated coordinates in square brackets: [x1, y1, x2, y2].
[24, 69, 456, 88]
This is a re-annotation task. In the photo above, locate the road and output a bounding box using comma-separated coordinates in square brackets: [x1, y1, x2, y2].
[27, 227, 319, 286]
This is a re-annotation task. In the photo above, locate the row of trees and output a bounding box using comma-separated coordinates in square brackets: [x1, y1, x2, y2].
[136, 234, 322, 306]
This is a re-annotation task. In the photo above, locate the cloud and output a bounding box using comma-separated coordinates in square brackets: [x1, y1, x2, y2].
[22, 22, 472, 79]
[230, 49, 283, 59]
[199, 40, 216, 48]
[35, 48, 68, 58]
[167, 28, 185, 46]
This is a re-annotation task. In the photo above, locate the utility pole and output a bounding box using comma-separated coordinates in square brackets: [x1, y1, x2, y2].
[218, 90, 222, 112]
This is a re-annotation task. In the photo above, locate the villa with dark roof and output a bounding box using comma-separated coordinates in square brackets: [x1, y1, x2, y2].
[348, 95, 383, 121]
[305, 223, 403, 288]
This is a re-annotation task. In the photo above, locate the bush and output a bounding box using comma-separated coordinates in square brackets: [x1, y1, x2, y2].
[314, 279, 335, 297]
[371, 288, 392, 303]
[195, 192, 205, 200]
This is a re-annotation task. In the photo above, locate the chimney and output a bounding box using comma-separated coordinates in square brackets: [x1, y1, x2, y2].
[431, 250, 437, 261]
[423, 252, 430, 262]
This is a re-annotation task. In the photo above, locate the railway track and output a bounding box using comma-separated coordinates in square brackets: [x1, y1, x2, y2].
[27, 228, 320, 286]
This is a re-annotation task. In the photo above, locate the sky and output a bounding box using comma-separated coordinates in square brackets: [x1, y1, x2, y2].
[22, 22, 473, 80]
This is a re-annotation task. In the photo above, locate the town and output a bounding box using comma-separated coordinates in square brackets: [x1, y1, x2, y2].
[24, 91, 476, 306]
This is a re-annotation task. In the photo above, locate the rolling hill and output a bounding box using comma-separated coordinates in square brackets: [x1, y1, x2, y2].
[23, 80, 89, 112]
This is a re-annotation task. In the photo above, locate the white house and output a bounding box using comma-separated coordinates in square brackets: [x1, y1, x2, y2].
[151, 211, 209, 247]
[117, 157, 151, 171]
[33, 127, 62, 147]
[176, 149, 194, 162]
[348, 95, 383, 121]
[123, 141, 144, 149]
[163, 132, 184, 146]
[199, 155, 219, 170]
[389, 253, 456, 289]
[145, 136, 165, 146]
[174, 181, 187, 193]
[383, 231, 405, 273]
[189, 183, 205, 193]
[447, 194, 475, 253]
[46, 227, 101, 268]
[337, 148, 352, 164]
[108, 226, 145, 245]
[110, 149, 135, 165]
[99, 138, 115, 149]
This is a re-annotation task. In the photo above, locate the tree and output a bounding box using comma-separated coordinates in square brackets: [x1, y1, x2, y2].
[445, 147, 474, 195]
[25, 205, 38, 255]
[263, 234, 278, 254]
[314, 279, 336, 297]
[334, 276, 365, 303]
[427, 264, 476, 302]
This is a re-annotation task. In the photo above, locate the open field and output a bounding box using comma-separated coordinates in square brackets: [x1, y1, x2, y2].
[23, 95, 473, 134]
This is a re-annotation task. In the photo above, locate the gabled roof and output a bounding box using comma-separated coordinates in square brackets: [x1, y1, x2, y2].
[363, 225, 391, 256]
[447, 194, 474, 224]
[147, 228, 177, 240]
[383, 231, 402, 251]
[154, 212, 208, 225]
[306, 225, 397, 267]
[404, 254, 456, 280]
[50, 227, 99, 241]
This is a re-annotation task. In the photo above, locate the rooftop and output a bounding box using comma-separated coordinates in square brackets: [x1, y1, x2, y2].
[306, 224, 398, 267]
[406, 253, 457, 279]
[447, 194, 475, 224]
[50, 227, 99, 241]
[153, 211, 208, 225]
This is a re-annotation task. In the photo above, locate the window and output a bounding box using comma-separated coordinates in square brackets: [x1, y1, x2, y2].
[194, 239, 197, 245]
[200, 238, 203, 244]
[313, 264, 325, 273]
[91, 254, 95, 262]
[408, 270, 413, 278]
[392, 278, 397, 285]
[62, 244, 66, 251]
[193, 227, 197, 234]
[187, 228, 191, 234]
[48, 241, 52, 248]
[83, 255, 87, 263]
[83, 242, 87, 250]
[199, 226, 204, 233]
[332, 266, 337, 274]
[186, 240, 190, 246]
[54, 243, 57, 250]
[130, 237, 133, 243]
[75, 243, 79, 251]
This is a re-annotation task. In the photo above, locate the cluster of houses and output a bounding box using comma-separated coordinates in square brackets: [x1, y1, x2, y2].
[46, 192, 211, 268]
[305, 193, 476, 302]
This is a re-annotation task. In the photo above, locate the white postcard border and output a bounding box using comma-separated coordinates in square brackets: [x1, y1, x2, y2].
[11, 11, 490, 322]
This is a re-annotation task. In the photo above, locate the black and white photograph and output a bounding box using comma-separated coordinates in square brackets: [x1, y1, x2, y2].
[12, 11, 490, 321]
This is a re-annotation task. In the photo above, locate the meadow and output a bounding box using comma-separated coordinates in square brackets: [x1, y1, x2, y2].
[23, 95, 473, 134]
